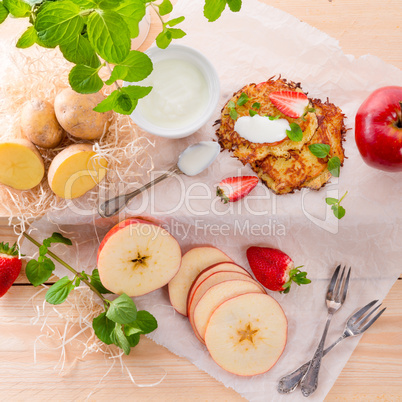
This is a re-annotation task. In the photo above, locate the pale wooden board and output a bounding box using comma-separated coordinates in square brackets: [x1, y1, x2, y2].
[0, 0, 402, 400]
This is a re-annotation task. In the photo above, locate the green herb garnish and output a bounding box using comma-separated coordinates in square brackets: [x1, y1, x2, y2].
[268, 115, 280, 120]
[252, 102, 261, 109]
[308, 143, 331, 158]
[237, 92, 250, 106]
[204, 0, 242, 22]
[23, 232, 157, 355]
[286, 122, 303, 142]
[227, 100, 238, 120]
[328, 156, 341, 177]
[249, 109, 258, 116]
[326, 191, 347, 219]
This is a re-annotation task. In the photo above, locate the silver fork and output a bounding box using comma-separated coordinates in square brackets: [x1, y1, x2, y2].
[300, 265, 351, 397]
[278, 299, 386, 394]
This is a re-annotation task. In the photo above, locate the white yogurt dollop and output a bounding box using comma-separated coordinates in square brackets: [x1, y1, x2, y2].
[178, 141, 220, 176]
[234, 114, 290, 143]
[138, 59, 209, 129]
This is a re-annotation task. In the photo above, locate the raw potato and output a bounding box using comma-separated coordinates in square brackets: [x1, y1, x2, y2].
[48, 144, 108, 199]
[0, 139, 45, 190]
[21, 98, 64, 148]
[54, 88, 113, 140]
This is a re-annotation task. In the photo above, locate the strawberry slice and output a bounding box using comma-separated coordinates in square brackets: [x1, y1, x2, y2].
[0, 242, 22, 298]
[269, 91, 309, 119]
[216, 176, 258, 204]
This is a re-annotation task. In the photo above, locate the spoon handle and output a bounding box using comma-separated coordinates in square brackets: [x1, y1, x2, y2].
[98, 165, 180, 218]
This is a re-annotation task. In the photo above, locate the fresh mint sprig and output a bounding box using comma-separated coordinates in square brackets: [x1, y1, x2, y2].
[204, 0, 242, 22]
[237, 92, 249, 106]
[308, 143, 342, 177]
[326, 191, 348, 219]
[286, 122, 303, 142]
[227, 100, 238, 120]
[23, 232, 157, 355]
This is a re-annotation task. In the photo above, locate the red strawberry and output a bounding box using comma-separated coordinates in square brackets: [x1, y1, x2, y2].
[216, 176, 258, 204]
[246, 247, 310, 293]
[0, 242, 22, 297]
[269, 91, 310, 119]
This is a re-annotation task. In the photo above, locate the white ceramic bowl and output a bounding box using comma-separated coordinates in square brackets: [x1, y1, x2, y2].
[128, 44, 220, 139]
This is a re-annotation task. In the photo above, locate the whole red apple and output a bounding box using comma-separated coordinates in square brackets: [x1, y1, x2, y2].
[355, 86, 402, 172]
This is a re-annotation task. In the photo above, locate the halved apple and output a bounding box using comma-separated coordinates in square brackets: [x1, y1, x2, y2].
[187, 262, 252, 312]
[97, 218, 182, 296]
[193, 279, 265, 342]
[188, 271, 260, 342]
[205, 293, 287, 376]
[168, 246, 232, 316]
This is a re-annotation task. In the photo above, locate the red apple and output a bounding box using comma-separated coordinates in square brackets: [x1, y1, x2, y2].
[355, 86, 402, 172]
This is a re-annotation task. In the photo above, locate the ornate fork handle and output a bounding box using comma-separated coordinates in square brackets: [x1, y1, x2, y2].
[300, 313, 333, 397]
[278, 334, 345, 394]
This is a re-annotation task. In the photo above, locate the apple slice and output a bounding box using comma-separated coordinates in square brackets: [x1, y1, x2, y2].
[193, 279, 265, 342]
[205, 293, 287, 376]
[97, 218, 182, 296]
[168, 246, 232, 316]
[187, 262, 252, 312]
[188, 271, 261, 343]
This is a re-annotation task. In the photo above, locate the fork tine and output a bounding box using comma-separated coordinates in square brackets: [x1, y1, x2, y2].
[358, 307, 387, 333]
[340, 267, 351, 304]
[347, 299, 379, 325]
[334, 266, 345, 302]
[328, 264, 341, 297]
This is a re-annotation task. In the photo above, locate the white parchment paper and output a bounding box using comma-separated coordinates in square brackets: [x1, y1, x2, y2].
[21, 0, 402, 401]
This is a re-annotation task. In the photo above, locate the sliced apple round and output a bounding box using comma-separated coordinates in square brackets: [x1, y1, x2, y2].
[193, 279, 265, 342]
[168, 246, 232, 316]
[97, 218, 182, 296]
[205, 293, 287, 376]
[187, 262, 252, 312]
[188, 271, 260, 342]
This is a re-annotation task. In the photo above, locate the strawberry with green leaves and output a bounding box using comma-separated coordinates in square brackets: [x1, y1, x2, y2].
[246, 246, 311, 293]
[0, 242, 22, 297]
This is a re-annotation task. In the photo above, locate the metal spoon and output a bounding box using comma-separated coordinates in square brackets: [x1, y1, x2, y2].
[98, 141, 220, 218]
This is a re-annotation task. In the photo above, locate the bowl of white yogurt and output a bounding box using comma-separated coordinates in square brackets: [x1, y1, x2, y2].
[128, 44, 220, 139]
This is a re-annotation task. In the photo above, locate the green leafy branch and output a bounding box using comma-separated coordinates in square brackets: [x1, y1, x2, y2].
[0, 0, 242, 116]
[23, 232, 157, 355]
[326, 191, 348, 220]
[308, 143, 342, 177]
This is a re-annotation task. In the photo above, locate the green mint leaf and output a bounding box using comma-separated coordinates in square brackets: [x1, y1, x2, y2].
[116, 92, 132, 112]
[123, 85, 152, 100]
[237, 92, 249, 106]
[158, 0, 172, 16]
[328, 156, 341, 177]
[106, 50, 153, 85]
[4, 0, 30, 18]
[87, 10, 130, 64]
[0, 2, 9, 23]
[249, 109, 257, 117]
[204, 0, 226, 22]
[26, 257, 55, 287]
[39, 244, 48, 256]
[60, 35, 100, 68]
[131, 310, 157, 334]
[69, 64, 104, 94]
[229, 108, 238, 120]
[45, 276, 75, 305]
[89, 269, 112, 294]
[115, 0, 146, 38]
[93, 91, 118, 113]
[125, 332, 140, 347]
[155, 29, 172, 49]
[286, 122, 303, 142]
[73, 0, 97, 8]
[227, 100, 235, 109]
[106, 293, 137, 324]
[35, 1, 84, 47]
[166, 16, 185, 27]
[46, 233, 73, 246]
[16, 26, 37, 49]
[252, 102, 260, 109]
[325, 197, 338, 205]
[111, 323, 131, 355]
[268, 115, 280, 120]
[335, 205, 346, 219]
[226, 0, 242, 12]
[95, 0, 121, 10]
[92, 312, 115, 344]
[124, 324, 143, 336]
[308, 143, 331, 159]
[168, 28, 186, 39]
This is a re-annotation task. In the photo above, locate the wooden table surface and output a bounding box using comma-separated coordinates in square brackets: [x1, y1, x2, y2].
[1, 0, 402, 400]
